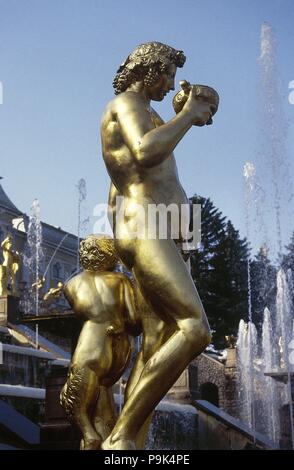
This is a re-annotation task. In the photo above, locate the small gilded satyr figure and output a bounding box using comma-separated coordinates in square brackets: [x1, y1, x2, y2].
[60, 235, 141, 450]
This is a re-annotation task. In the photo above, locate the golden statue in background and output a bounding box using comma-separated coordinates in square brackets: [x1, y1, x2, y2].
[60, 235, 141, 450]
[43, 281, 63, 303]
[30, 276, 63, 305]
[99, 41, 219, 449]
[31, 276, 46, 292]
[0, 235, 21, 296]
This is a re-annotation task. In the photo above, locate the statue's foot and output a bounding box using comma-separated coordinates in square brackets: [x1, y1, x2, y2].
[101, 435, 136, 450]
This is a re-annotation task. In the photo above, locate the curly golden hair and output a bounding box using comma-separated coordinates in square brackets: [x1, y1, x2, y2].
[113, 42, 186, 95]
[79, 235, 118, 271]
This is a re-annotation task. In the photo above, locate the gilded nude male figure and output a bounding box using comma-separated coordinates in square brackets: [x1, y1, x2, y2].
[0, 235, 20, 296]
[100, 42, 218, 449]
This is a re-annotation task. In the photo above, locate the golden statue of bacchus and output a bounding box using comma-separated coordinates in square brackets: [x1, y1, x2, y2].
[100, 41, 219, 450]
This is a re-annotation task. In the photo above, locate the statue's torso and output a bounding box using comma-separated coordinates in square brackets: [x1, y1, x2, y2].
[101, 93, 188, 209]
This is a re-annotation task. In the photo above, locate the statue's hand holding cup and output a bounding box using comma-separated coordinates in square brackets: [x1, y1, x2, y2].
[173, 80, 219, 126]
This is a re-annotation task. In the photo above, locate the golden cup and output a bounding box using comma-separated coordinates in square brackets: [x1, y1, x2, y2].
[173, 80, 219, 125]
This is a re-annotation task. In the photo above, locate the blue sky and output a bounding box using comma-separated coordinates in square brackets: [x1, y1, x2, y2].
[0, 0, 293, 258]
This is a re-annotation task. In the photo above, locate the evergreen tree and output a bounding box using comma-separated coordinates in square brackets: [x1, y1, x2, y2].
[250, 246, 277, 331]
[189, 195, 249, 349]
[281, 231, 294, 306]
[282, 232, 294, 273]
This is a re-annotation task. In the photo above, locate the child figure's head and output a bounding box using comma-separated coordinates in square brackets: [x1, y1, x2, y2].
[79, 235, 118, 271]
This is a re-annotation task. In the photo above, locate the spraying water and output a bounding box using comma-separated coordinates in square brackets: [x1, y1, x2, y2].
[236, 221, 294, 446]
[276, 269, 294, 448]
[236, 23, 294, 448]
[261, 307, 280, 443]
[243, 163, 255, 328]
[23, 199, 44, 348]
[243, 162, 257, 441]
[236, 320, 258, 431]
[258, 23, 294, 260]
[43, 233, 69, 279]
[76, 178, 89, 272]
[237, 269, 294, 447]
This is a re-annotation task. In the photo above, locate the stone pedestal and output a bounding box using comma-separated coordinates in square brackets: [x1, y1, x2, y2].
[224, 348, 238, 417]
[0, 266, 8, 296]
[280, 375, 294, 450]
[225, 348, 236, 368]
[0, 294, 20, 326]
[33, 315, 83, 449]
[265, 371, 294, 450]
[40, 365, 81, 450]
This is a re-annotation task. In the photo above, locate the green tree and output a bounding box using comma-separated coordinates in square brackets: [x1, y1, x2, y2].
[281, 231, 294, 306]
[282, 232, 294, 272]
[250, 246, 277, 331]
[190, 195, 249, 349]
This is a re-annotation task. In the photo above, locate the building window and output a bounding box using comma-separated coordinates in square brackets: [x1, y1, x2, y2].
[52, 262, 62, 279]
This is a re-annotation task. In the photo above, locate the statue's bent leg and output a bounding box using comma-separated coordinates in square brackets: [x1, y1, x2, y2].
[60, 365, 101, 450]
[124, 349, 153, 450]
[61, 321, 115, 450]
[102, 238, 211, 450]
[125, 285, 176, 449]
[93, 386, 117, 441]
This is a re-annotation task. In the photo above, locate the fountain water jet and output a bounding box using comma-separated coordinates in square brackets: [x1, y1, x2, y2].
[261, 307, 280, 443]
[243, 162, 257, 441]
[43, 233, 69, 280]
[258, 23, 294, 259]
[76, 178, 89, 273]
[23, 200, 44, 348]
[275, 269, 294, 448]
[236, 22, 294, 449]
[237, 269, 294, 448]
[236, 320, 258, 433]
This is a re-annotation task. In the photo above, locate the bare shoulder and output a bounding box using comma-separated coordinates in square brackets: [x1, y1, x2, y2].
[99, 271, 128, 284]
[65, 273, 80, 290]
[65, 271, 125, 300]
[99, 272, 134, 293]
[65, 271, 92, 292]
[64, 272, 84, 302]
[102, 92, 147, 120]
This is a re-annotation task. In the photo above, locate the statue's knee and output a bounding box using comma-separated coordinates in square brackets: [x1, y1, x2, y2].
[181, 318, 211, 351]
